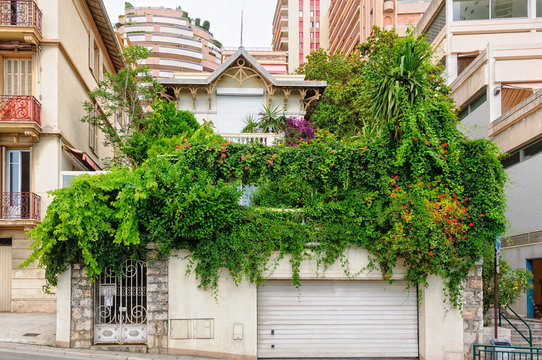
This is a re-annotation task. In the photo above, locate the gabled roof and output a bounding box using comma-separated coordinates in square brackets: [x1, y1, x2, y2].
[159, 46, 326, 88]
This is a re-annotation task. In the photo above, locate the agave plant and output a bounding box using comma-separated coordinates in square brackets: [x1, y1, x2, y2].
[259, 105, 285, 133]
[241, 114, 260, 133]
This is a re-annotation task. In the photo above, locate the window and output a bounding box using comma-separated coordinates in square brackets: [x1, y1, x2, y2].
[6, 150, 30, 194]
[310, 32, 314, 39]
[310, 21, 314, 27]
[458, 90, 487, 121]
[310, 43, 314, 50]
[453, 0, 527, 21]
[89, 35, 100, 79]
[89, 104, 98, 153]
[538, 0, 542, 17]
[4, 58, 32, 95]
[501, 137, 542, 168]
[299, 10, 303, 17]
[316, 21, 320, 28]
[310, 10, 314, 17]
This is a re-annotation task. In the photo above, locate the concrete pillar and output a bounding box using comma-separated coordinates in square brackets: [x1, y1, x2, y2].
[463, 263, 484, 360]
[56, 268, 72, 348]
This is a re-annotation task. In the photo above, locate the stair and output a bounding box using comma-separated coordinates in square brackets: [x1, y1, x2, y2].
[500, 318, 542, 347]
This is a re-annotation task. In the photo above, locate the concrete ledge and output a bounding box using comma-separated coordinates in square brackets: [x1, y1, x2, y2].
[168, 347, 253, 360]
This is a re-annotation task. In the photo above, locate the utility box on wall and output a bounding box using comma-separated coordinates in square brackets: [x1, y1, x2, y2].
[170, 319, 214, 339]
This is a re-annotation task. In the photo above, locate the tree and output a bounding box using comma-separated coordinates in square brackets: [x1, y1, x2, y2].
[202, 20, 210, 31]
[195, 18, 201, 27]
[82, 46, 168, 168]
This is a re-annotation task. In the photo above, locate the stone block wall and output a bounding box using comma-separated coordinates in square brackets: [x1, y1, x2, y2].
[146, 250, 169, 354]
[463, 263, 484, 359]
[70, 264, 94, 348]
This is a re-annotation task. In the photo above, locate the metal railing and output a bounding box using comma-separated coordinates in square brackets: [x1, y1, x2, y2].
[500, 306, 533, 347]
[0, 0, 42, 33]
[0, 95, 41, 125]
[474, 344, 542, 359]
[0, 192, 41, 221]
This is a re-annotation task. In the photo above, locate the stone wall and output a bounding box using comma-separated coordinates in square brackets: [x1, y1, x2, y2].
[146, 250, 169, 354]
[70, 264, 93, 348]
[463, 263, 484, 359]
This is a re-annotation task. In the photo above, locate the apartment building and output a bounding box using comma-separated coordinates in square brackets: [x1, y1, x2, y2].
[221, 48, 288, 74]
[0, 0, 122, 312]
[328, 0, 430, 54]
[272, 0, 332, 73]
[118, 7, 222, 78]
[417, 0, 542, 318]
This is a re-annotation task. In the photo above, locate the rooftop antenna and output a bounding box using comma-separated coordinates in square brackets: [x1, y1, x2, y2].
[240, 11, 244, 47]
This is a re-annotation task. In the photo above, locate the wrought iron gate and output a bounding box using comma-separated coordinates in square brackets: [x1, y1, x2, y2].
[94, 259, 147, 344]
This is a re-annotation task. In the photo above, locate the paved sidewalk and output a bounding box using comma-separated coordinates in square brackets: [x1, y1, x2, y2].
[0, 342, 213, 359]
[0, 312, 56, 346]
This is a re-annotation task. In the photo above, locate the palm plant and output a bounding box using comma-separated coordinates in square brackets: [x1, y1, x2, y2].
[241, 114, 260, 133]
[259, 105, 285, 133]
[370, 39, 428, 140]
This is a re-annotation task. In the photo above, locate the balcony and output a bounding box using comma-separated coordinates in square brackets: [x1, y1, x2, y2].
[383, 0, 394, 12]
[0, 192, 41, 222]
[0, 0, 42, 44]
[0, 95, 42, 142]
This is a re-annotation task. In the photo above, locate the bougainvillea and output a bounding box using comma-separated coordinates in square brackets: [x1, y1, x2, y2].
[282, 117, 316, 146]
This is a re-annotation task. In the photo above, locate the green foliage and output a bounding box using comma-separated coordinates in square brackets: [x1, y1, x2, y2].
[25, 29, 510, 308]
[241, 114, 260, 133]
[202, 20, 210, 32]
[195, 18, 201, 27]
[258, 105, 285, 133]
[125, 2, 133, 9]
[211, 39, 222, 48]
[82, 45, 162, 168]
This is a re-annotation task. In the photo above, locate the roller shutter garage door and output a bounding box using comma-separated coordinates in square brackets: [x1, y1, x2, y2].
[257, 280, 418, 358]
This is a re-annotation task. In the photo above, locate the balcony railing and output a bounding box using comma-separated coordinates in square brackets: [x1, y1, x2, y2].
[221, 133, 282, 146]
[0, 192, 40, 221]
[0, 95, 41, 125]
[0, 0, 42, 33]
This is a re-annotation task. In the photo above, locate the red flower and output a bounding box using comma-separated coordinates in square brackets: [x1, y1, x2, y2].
[244, 167, 248, 170]
[469, 223, 473, 227]
[267, 160, 274, 165]
[413, 137, 418, 141]
[384, 274, 390, 279]
[241, 155, 245, 161]
[186, 143, 191, 149]
[480, 213, 484, 217]
[210, 146, 214, 150]
[220, 153, 226, 158]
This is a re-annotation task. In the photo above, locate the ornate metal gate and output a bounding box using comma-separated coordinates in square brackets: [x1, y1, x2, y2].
[94, 259, 147, 344]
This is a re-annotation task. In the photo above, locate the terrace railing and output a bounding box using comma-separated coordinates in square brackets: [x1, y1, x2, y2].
[0, 95, 42, 125]
[0, 192, 41, 221]
[0, 0, 42, 33]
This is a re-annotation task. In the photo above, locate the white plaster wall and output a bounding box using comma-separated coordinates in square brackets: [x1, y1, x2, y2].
[168, 250, 258, 359]
[32, 136, 60, 218]
[504, 153, 542, 237]
[55, 268, 71, 347]
[418, 275, 464, 360]
[457, 99, 489, 140]
[168, 247, 464, 359]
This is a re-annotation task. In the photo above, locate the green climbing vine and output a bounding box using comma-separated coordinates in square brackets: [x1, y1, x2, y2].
[23, 31, 508, 307]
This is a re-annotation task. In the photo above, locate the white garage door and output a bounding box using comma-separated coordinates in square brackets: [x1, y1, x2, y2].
[216, 90, 263, 133]
[257, 280, 418, 358]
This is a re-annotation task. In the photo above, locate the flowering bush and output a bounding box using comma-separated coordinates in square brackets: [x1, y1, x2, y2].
[282, 117, 316, 146]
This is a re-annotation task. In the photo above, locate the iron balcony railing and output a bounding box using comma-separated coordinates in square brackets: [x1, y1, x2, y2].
[0, 95, 41, 125]
[0, 0, 42, 33]
[473, 344, 542, 359]
[0, 192, 41, 221]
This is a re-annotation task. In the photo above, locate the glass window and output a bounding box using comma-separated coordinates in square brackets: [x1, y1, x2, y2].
[501, 152, 520, 168]
[537, 0, 542, 17]
[299, 11, 303, 17]
[492, 0, 527, 18]
[453, 0, 489, 20]
[523, 138, 542, 160]
[470, 92, 487, 112]
[316, 21, 320, 28]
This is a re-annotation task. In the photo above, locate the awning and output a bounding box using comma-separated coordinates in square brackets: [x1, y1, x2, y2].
[502, 83, 542, 90]
[63, 145, 98, 171]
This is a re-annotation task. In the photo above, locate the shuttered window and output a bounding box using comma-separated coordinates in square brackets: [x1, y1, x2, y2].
[4, 59, 32, 96]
